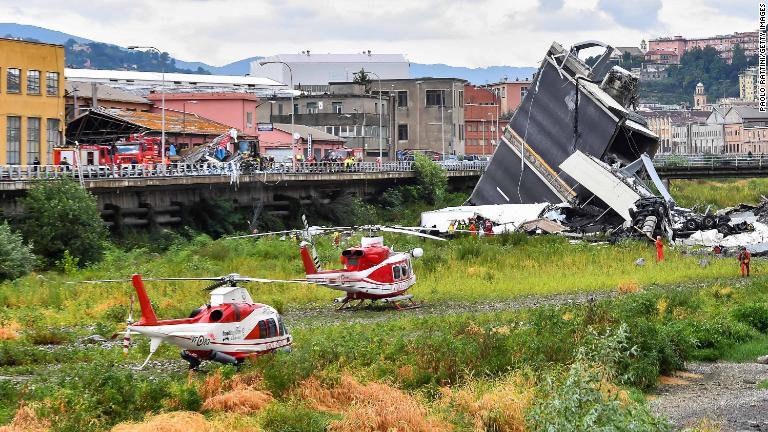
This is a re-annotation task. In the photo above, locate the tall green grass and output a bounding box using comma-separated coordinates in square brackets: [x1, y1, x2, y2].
[670, 178, 768, 209]
[0, 234, 744, 326]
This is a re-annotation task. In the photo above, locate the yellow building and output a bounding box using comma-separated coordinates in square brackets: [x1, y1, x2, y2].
[739, 67, 758, 103]
[0, 38, 65, 165]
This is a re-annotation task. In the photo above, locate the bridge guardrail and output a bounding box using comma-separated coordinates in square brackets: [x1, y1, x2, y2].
[653, 154, 768, 169]
[0, 160, 488, 181]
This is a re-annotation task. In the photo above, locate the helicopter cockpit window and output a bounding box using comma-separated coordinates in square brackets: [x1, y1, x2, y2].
[393, 265, 401, 280]
[401, 265, 409, 278]
[266, 318, 278, 338]
[277, 316, 286, 336]
[257, 320, 268, 339]
[209, 309, 223, 322]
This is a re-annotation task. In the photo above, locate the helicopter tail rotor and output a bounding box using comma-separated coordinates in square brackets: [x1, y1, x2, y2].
[122, 294, 135, 356]
[302, 214, 323, 272]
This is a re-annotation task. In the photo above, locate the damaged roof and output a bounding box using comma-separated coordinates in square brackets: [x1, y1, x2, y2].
[103, 108, 235, 135]
[67, 107, 241, 144]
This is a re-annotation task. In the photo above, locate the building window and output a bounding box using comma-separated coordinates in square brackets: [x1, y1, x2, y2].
[458, 90, 464, 106]
[46, 72, 59, 96]
[46, 118, 61, 161]
[397, 91, 408, 108]
[425, 90, 446, 107]
[521, 86, 528, 99]
[7, 68, 20, 93]
[27, 117, 41, 163]
[398, 124, 408, 141]
[332, 102, 342, 113]
[27, 70, 41, 95]
[246, 111, 253, 128]
[7, 116, 21, 165]
[306, 102, 318, 114]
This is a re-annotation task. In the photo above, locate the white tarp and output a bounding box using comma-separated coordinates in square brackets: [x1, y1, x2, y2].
[682, 229, 723, 247]
[559, 150, 641, 222]
[420, 203, 552, 233]
[721, 222, 768, 247]
[679, 222, 768, 250]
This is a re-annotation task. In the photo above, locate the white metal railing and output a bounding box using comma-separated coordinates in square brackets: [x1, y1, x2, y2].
[0, 160, 488, 181]
[653, 154, 768, 169]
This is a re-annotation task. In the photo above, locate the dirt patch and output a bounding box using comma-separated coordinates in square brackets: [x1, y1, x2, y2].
[650, 362, 768, 431]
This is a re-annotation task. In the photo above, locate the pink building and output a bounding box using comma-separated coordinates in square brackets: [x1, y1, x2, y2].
[648, 31, 758, 64]
[485, 80, 531, 118]
[147, 92, 261, 136]
[257, 123, 347, 161]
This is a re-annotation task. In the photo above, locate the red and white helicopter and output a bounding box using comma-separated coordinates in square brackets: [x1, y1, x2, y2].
[230, 216, 446, 310]
[81, 273, 299, 369]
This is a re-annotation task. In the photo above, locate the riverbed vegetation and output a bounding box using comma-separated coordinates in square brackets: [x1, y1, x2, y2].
[0, 166, 766, 431]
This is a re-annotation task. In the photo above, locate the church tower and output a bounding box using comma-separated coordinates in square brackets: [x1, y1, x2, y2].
[694, 82, 707, 109]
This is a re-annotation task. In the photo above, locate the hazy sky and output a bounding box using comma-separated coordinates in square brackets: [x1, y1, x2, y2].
[0, 0, 759, 67]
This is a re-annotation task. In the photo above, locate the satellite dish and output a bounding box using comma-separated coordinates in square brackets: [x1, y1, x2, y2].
[293, 132, 301, 141]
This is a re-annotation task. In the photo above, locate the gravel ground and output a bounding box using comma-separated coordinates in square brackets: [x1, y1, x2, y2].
[651, 362, 768, 431]
[282, 289, 620, 327]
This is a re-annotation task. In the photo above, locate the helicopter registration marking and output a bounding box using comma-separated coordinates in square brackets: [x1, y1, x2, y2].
[191, 336, 212, 347]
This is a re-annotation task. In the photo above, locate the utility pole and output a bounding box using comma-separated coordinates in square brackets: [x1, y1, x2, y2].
[481, 119, 486, 156]
[259, 60, 295, 167]
[128, 46, 166, 163]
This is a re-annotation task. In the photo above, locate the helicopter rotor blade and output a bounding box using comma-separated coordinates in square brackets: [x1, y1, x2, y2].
[377, 226, 447, 241]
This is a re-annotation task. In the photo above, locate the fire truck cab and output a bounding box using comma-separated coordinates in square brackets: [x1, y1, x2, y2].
[53, 145, 112, 166]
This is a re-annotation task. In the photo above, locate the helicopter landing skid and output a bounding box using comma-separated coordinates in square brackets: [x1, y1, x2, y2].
[392, 298, 424, 311]
[334, 295, 423, 311]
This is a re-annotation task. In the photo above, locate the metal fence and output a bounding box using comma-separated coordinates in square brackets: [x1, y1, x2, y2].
[653, 154, 768, 169]
[0, 160, 488, 181]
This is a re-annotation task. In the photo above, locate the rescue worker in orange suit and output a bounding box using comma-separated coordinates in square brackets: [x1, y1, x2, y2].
[655, 236, 664, 262]
[469, 221, 477, 237]
[484, 219, 494, 237]
[738, 247, 751, 277]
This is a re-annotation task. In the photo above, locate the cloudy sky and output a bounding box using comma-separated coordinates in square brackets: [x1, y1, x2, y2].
[0, 0, 759, 67]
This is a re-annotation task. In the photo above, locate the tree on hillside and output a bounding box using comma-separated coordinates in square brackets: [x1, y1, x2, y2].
[20, 178, 108, 268]
[641, 45, 755, 105]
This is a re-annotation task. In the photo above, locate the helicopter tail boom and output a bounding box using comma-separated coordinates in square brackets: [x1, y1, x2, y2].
[299, 242, 318, 275]
[131, 274, 158, 325]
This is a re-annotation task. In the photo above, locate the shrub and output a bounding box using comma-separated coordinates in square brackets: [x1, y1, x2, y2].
[0, 223, 35, 281]
[731, 302, 768, 333]
[19, 178, 108, 267]
[260, 403, 336, 432]
[188, 198, 245, 238]
[31, 362, 173, 431]
[379, 188, 404, 211]
[413, 153, 447, 205]
[527, 360, 671, 431]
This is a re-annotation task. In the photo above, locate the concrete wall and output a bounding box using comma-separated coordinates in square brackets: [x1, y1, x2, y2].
[381, 78, 466, 157]
[0, 172, 481, 229]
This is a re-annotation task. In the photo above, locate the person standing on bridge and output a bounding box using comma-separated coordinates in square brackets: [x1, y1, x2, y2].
[738, 247, 751, 277]
[655, 235, 664, 262]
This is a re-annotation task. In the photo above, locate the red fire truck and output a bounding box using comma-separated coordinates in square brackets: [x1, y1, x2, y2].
[53, 134, 162, 166]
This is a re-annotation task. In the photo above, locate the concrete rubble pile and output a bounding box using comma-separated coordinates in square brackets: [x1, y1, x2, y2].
[420, 40, 764, 253]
